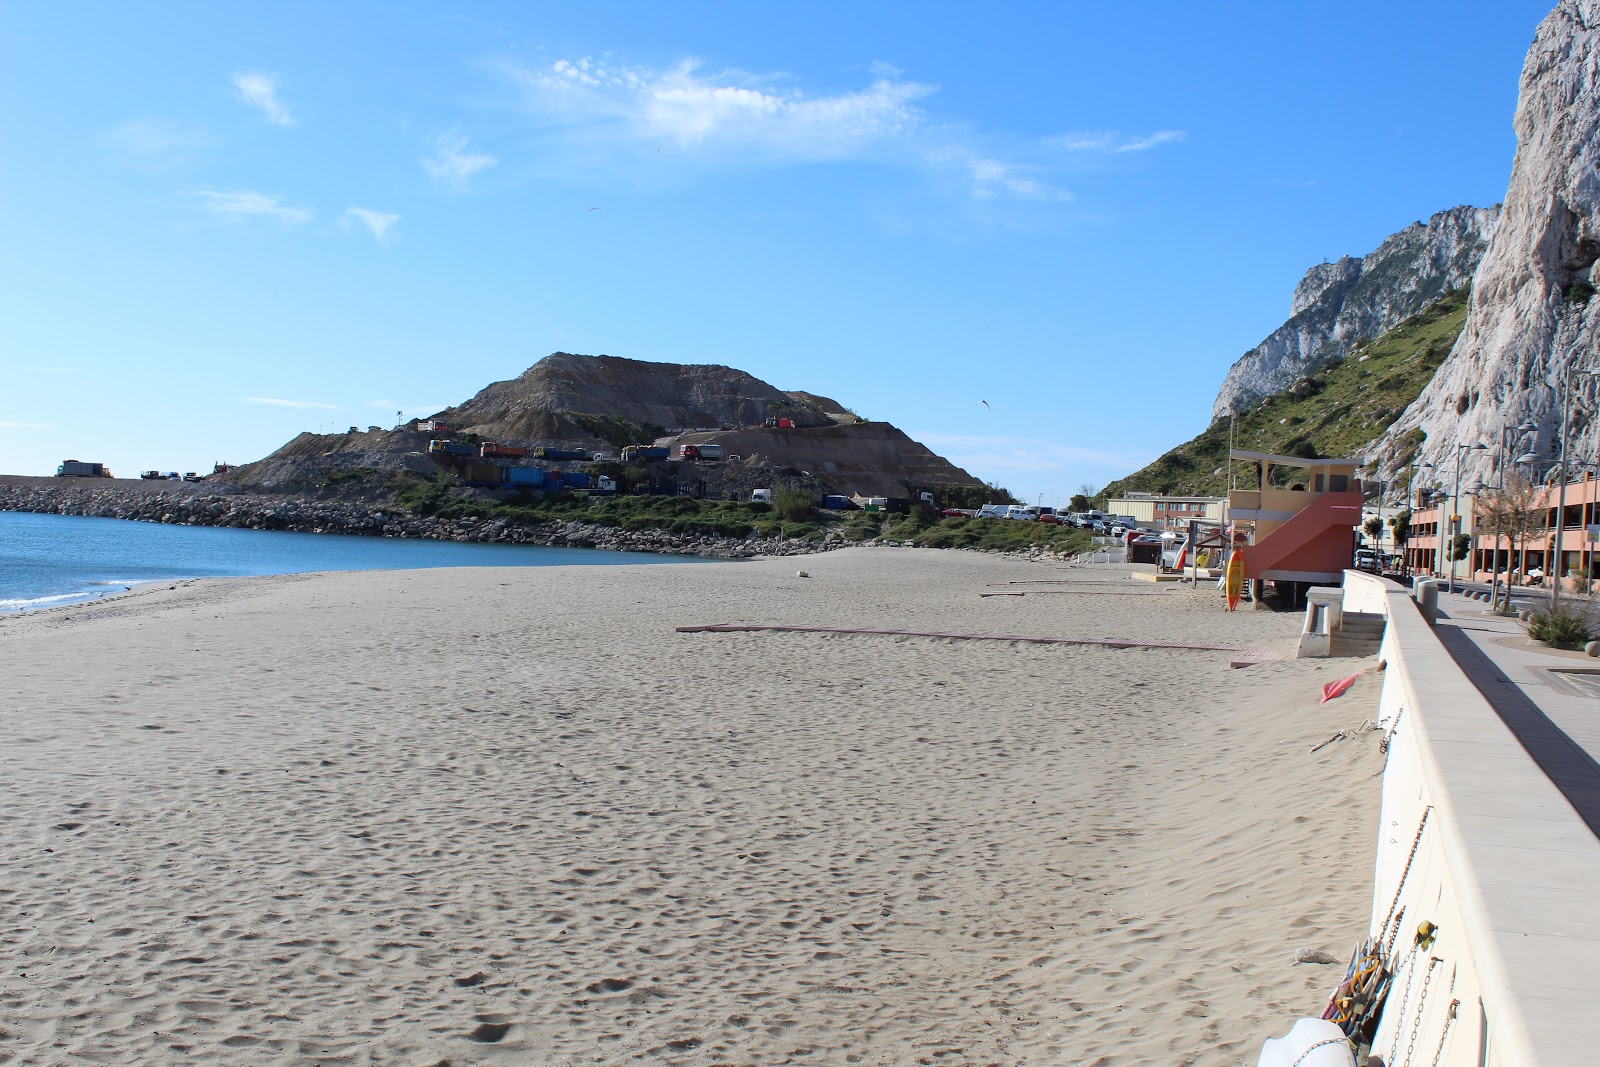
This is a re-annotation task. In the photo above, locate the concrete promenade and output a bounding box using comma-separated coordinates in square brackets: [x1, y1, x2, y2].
[1430, 587, 1600, 839]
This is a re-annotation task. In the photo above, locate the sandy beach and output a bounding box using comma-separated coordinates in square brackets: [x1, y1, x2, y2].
[0, 548, 1382, 1066]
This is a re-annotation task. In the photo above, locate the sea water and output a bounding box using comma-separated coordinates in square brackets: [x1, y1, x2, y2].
[0, 511, 716, 612]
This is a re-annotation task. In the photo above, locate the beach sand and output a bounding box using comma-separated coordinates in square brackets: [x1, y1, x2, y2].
[1, 548, 1383, 1066]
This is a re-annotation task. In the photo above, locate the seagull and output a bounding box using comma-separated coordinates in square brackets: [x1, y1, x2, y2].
[979, 400, 990, 410]
[588, 207, 602, 212]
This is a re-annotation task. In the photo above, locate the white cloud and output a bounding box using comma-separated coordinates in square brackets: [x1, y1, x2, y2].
[422, 130, 497, 186]
[232, 70, 295, 126]
[0, 420, 58, 430]
[967, 158, 1069, 202]
[504, 55, 1078, 208]
[193, 187, 312, 223]
[516, 56, 932, 161]
[346, 206, 399, 241]
[244, 396, 339, 410]
[1052, 129, 1187, 153]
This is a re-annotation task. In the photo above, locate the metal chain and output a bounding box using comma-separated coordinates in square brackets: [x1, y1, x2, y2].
[1290, 1036, 1354, 1067]
[1401, 957, 1441, 1067]
[1429, 998, 1461, 1067]
[1384, 945, 1422, 1067]
[1380, 704, 1406, 755]
[1380, 806, 1432, 947]
[1383, 904, 1407, 961]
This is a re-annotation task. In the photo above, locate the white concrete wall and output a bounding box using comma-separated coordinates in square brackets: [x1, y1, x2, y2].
[1344, 570, 1600, 1066]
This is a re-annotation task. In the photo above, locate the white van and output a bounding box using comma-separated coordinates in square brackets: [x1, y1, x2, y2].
[751, 488, 773, 504]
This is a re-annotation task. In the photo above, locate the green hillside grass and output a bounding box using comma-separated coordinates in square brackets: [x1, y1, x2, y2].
[1103, 290, 1468, 499]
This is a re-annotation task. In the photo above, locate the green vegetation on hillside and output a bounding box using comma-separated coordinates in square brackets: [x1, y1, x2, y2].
[392, 472, 1090, 551]
[1104, 290, 1469, 499]
[569, 412, 668, 449]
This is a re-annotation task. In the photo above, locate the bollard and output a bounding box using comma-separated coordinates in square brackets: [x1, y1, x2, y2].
[1415, 580, 1439, 624]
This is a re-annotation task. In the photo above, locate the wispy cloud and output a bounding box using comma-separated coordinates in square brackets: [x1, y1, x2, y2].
[421, 130, 497, 187]
[244, 396, 338, 410]
[966, 158, 1069, 202]
[1051, 129, 1187, 153]
[346, 207, 399, 242]
[514, 56, 932, 161]
[193, 187, 312, 223]
[506, 55, 1078, 206]
[0, 420, 58, 430]
[232, 70, 295, 126]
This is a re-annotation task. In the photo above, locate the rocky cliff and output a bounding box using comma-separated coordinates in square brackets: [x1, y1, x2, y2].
[1212, 205, 1499, 418]
[1373, 0, 1600, 487]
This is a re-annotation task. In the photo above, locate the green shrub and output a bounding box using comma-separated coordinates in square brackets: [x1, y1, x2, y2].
[773, 487, 816, 522]
[1527, 606, 1596, 646]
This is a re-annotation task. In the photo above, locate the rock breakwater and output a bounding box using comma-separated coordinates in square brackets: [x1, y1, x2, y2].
[0, 482, 834, 559]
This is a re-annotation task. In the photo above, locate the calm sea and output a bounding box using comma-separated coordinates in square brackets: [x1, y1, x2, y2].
[0, 511, 715, 612]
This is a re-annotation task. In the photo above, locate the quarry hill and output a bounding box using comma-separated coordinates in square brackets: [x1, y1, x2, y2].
[227, 352, 986, 500]
[440, 352, 845, 441]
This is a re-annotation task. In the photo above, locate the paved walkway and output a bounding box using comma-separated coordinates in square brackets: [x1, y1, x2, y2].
[1430, 587, 1600, 838]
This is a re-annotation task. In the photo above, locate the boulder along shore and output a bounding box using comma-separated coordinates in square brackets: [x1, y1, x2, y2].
[0, 479, 839, 559]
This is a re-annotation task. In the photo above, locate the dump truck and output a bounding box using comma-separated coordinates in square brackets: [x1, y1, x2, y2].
[57, 460, 110, 477]
[481, 442, 528, 458]
[678, 444, 723, 461]
[533, 447, 591, 461]
[622, 445, 671, 462]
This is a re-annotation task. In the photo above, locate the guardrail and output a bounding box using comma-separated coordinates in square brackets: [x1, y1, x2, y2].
[1344, 569, 1600, 1066]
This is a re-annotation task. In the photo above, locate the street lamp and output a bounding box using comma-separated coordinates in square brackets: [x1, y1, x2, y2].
[1448, 441, 1488, 593]
[1404, 460, 1432, 575]
[1547, 366, 1599, 616]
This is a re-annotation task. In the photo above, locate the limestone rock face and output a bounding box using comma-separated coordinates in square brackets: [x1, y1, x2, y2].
[1374, 1, 1600, 488]
[1212, 205, 1499, 418]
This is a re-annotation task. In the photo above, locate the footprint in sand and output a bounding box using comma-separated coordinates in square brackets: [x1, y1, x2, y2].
[468, 1015, 513, 1043]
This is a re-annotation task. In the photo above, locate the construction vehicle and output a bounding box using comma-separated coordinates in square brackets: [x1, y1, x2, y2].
[480, 442, 528, 458]
[57, 460, 111, 478]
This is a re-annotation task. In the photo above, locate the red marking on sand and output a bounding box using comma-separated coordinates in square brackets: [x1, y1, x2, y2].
[677, 624, 1282, 664]
[1319, 672, 1363, 703]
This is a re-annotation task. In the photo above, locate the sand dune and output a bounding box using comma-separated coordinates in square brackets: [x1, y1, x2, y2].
[0, 550, 1382, 1065]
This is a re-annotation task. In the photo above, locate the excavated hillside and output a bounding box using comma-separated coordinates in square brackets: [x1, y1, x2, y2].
[223, 353, 983, 499]
[438, 353, 837, 445]
[674, 422, 981, 498]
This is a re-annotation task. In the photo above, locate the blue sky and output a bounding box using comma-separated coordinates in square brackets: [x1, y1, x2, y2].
[0, 1, 1556, 503]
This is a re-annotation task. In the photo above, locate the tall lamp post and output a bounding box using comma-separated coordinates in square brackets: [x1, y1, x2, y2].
[1489, 421, 1538, 606]
[1448, 441, 1488, 594]
[1547, 366, 1599, 616]
[1405, 460, 1432, 575]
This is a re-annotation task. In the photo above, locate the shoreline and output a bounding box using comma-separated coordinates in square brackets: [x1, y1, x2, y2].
[0, 478, 842, 560]
[2, 550, 1382, 1064]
